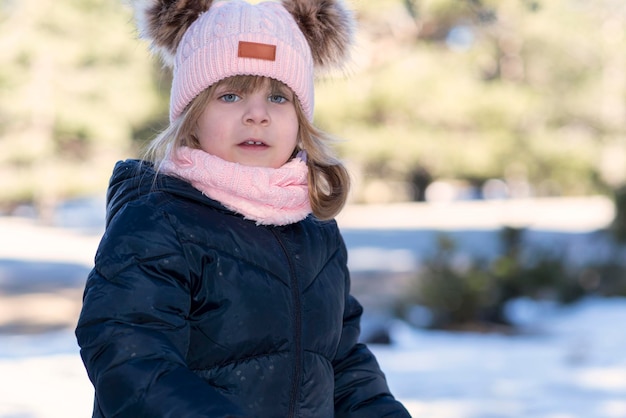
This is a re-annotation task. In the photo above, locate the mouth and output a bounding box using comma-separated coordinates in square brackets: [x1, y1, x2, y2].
[239, 139, 268, 148]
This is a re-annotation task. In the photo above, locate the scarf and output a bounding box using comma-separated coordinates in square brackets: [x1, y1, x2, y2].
[161, 146, 311, 226]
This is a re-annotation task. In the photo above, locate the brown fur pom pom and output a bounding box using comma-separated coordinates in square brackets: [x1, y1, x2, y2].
[281, 0, 355, 70]
[132, 0, 355, 69]
[133, 0, 215, 66]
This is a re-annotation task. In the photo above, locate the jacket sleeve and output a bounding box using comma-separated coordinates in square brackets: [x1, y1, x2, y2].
[75, 202, 247, 418]
[332, 239, 412, 418]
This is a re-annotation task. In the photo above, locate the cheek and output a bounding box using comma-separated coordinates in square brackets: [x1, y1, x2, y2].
[196, 123, 222, 153]
[197, 114, 225, 142]
[196, 104, 224, 136]
[289, 124, 299, 144]
[286, 113, 299, 143]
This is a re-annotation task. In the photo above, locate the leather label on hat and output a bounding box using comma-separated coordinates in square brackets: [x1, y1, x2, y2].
[238, 41, 276, 61]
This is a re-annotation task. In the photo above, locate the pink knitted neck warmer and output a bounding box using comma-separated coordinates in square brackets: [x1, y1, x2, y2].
[161, 147, 311, 226]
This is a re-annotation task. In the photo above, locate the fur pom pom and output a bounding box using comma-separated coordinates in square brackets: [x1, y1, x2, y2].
[132, 0, 215, 66]
[281, 0, 355, 70]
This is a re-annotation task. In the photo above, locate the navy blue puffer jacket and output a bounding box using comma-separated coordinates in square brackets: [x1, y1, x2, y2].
[76, 160, 410, 417]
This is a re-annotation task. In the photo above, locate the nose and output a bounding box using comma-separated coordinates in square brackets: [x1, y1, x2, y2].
[243, 94, 270, 126]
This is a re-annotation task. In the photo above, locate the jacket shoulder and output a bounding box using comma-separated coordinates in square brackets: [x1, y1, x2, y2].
[95, 196, 188, 280]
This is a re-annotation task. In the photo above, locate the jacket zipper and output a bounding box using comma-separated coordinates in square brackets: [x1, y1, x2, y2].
[271, 229, 302, 418]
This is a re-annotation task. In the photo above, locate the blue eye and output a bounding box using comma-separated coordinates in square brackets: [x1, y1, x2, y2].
[219, 93, 240, 103]
[269, 94, 287, 104]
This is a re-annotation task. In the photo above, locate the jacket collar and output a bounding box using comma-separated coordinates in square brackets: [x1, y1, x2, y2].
[105, 159, 229, 227]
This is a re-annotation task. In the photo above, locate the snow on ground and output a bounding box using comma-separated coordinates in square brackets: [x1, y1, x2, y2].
[0, 196, 623, 418]
[1, 298, 626, 418]
[379, 298, 626, 418]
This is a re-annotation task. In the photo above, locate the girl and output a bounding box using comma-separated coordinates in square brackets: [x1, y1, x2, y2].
[75, 0, 411, 417]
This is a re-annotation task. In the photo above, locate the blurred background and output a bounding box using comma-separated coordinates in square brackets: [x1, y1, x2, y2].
[2, 0, 626, 417]
[1, 0, 626, 212]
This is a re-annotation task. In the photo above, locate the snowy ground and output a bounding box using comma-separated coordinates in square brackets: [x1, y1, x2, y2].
[1, 298, 626, 418]
[1, 196, 624, 418]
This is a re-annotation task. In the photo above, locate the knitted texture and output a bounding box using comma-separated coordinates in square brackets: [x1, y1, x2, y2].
[161, 146, 311, 225]
[170, 0, 314, 122]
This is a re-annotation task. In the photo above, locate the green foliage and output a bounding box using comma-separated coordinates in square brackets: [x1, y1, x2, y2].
[400, 235, 494, 327]
[397, 227, 592, 329]
[0, 0, 166, 211]
[317, 0, 626, 201]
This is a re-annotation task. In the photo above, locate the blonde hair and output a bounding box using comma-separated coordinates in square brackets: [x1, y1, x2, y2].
[143, 75, 350, 220]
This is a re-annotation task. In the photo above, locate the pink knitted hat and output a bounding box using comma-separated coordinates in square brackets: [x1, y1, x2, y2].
[134, 0, 355, 122]
[172, 1, 313, 121]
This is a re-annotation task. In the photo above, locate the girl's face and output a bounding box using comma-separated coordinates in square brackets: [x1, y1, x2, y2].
[195, 77, 299, 169]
